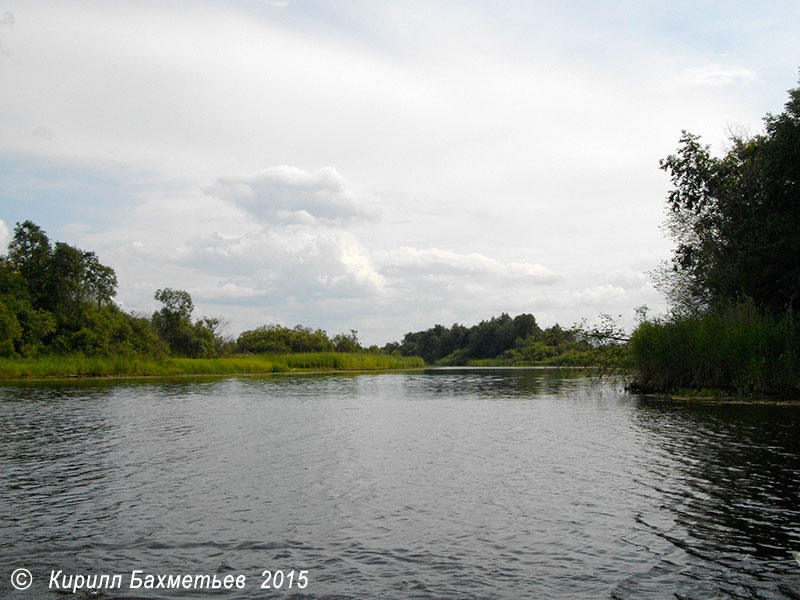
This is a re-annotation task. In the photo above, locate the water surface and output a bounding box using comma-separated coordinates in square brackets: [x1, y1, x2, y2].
[1, 369, 799, 598]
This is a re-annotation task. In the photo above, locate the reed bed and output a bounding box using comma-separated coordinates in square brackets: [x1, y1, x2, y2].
[630, 302, 799, 396]
[0, 352, 425, 380]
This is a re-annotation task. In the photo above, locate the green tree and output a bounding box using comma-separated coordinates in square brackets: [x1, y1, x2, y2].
[467, 313, 516, 358]
[236, 324, 334, 354]
[2, 222, 174, 358]
[0, 299, 22, 357]
[656, 79, 800, 314]
[200, 316, 235, 355]
[393, 313, 561, 365]
[2, 222, 129, 355]
[513, 313, 541, 341]
[80, 251, 117, 307]
[152, 288, 215, 357]
[333, 329, 362, 353]
[6, 220, 52, 308]
[237, 324, 292, 353]
[154, 288, 194, 321]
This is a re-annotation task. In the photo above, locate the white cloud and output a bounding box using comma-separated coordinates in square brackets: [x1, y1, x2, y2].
[379, 247, 558, 284]
[0, 220, 9, 252]
[32, 125, 54, 141]
[209, 166, 378, 225]
[101, 195, 385, 314]
[197, 281, 263, 301]
[678, 64, 757, 87]
[0, 10, 12, 57]
[574, 284, 628, 306]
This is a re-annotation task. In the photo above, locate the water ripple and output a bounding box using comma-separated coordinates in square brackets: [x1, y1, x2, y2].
[1, 373, 799, 598]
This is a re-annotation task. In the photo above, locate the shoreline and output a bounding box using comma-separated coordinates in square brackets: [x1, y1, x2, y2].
[0, 363, 603, 383]
[0, 353, 426, 382]
[0, 367, 431, 384]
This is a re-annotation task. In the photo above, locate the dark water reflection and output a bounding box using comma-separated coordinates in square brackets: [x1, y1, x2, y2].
[0, 370, 798, 599]
[619, 399, 800, 599]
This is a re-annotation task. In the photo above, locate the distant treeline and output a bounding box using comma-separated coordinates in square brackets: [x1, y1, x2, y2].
[0, 221, 379, 361]
[384, 313, 622, 367]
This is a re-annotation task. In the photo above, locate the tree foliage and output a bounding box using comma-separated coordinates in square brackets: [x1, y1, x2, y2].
[0, 221, 163, 357]
[656, 80, 800, 314]
[237, 324, 335, 354]
[632, 75, 800, 394]
[332, 329, 362, 353]
[387, 312, 595, 365]
[234, 324, 368, 354]
[152, 288, 223, 358]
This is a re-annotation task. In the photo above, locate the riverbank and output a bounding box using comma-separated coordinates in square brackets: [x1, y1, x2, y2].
[0, 352, 425, 380]
[460, 345, 629, 369]
[629, 302, 799, 397]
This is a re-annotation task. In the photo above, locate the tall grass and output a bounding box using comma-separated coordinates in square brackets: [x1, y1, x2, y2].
[279, 352, 424, 371]
[630, 301, 799, 396]
[464, 345, 631, 369]
[0, 352, 425, 380]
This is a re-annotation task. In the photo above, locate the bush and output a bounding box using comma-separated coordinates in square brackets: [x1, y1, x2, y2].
[236, 324, 335, 354]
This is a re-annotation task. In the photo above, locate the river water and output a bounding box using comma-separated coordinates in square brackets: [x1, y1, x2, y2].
[1, 369, 799, 599]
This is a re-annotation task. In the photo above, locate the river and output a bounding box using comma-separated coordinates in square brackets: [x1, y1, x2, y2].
[1, 369, 799, 598]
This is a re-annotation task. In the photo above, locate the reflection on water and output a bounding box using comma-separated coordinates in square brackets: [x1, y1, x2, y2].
[616, 399, 800, 599]
[1, 370, 799, 599]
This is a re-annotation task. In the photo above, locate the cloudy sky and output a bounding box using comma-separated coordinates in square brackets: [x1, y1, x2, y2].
[1, 1, 799, 345]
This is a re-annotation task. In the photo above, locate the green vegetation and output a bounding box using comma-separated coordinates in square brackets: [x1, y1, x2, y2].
[152, 287, 218, 358]
[631, 301, 798, 396]
[384, 313, 626, 368]
[630, 76, 800, 396]
[0, 221, 423, 379]
[0, 221, 168, 359]
[237, 324, 335, 354]
[0, 352, 424, 380]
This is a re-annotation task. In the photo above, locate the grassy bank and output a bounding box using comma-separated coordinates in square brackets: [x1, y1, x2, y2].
[630, 302, 799, 396]
[0, 352, 425, 380]
[463, 345, 630, 369]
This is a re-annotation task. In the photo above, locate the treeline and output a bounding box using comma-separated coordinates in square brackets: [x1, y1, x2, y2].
[630, 77, 800, 396]
[384, 313, 620, 366]
[0, 221, 378, 361]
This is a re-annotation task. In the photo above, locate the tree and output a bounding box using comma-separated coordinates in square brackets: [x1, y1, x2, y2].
[152, 288, 216, 357]
[81, 251, 117, 306]
[0, 299, 22, 357]
[1, 221, 129, 355]
[512, 313, 541, 341]
[236, 324, 335, 354]
[200, 316, 234, 355]
[5, 221, 118, 313]
[466, 313, 516, 358]
[6, 220, 52, 307]
[333, 329, 362, 353]
[656, 79, 800, 314]
[154, 288, 194, 321]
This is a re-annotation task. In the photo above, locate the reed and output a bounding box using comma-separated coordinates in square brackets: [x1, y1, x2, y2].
[465, 345, 630, 369]
[0, 352, 425, 380]
[630, 301, 799, 396]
